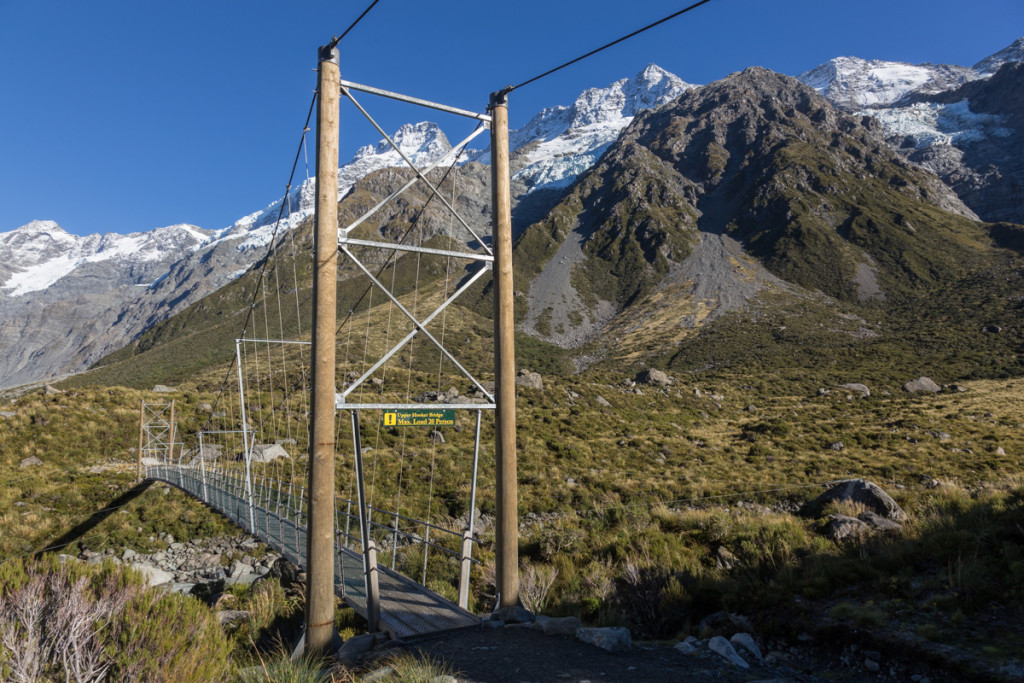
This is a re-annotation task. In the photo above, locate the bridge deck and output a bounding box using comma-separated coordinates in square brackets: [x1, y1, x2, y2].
[148, 468, 477, 639]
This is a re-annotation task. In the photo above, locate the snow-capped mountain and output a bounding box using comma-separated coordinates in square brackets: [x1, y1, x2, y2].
[0, 220, 211, 298]
[2, 67, 687, 388]
[797, 56, 979, 110]
[973, 36, 1024, 75]
[208, 122, 456, 252]
[506, 64, 695, 192]
[798, 38, 1024, 224]
[7, 38, 1021, 391]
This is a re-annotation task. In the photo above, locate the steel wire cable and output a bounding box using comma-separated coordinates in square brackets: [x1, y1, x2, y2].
[327, 0, 382, 51]
[507, 0, 715, 93]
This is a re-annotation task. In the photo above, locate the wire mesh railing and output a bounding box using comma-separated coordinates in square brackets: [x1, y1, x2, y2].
[144, 459, 479, 610]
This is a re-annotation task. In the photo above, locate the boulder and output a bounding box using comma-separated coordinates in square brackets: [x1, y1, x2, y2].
[228, 560, 253, 579]
[42, 383, 63, 395]
[715, 546, 737, 570]
[19, 456, 43, 468]
[708, 635, 749, 668]
[429, 430, 446, 444]
[198, 403, 213, 412]
[268, 557, 302, 587]
[244, 444, 289, 463]
[903, 377, 940, 393]
[217, 609, 250, 628]
[130, 563, 174, 587]
[823, 514, 870, 542]
[730, 633, 763, 663]
[857, 510, 902, 532]
[674, 641, 699, 655]
[575, 626, 631, 653]
[515, 369, 543, 390]
[0, 410, 17, 418]
[152, 385, 175, 393]
[802, 478, 908, 522]
[839, 383, 870, 397]
[635, 368, 671, 386]
[595, 395, 611, 407]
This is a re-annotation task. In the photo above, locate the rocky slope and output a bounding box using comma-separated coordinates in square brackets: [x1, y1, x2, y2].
[512, 66, 993, 365]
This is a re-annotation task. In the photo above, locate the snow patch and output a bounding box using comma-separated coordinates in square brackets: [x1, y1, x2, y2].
[865, 99, 1012, 148]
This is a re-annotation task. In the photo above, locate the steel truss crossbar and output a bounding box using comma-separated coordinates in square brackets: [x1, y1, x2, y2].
[337, 402, 495, 410]
[341, 87, 492, 255]
[338, 79, 492, 122]
[339, 125, 489, 239]
[339, 238, 493, 262]
[337, 262, 493, 403]
[236, 338, 312, 345]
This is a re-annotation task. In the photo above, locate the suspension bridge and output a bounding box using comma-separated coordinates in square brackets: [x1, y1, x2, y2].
[128, 0, 719, 652]
[136, 43, 516, 647]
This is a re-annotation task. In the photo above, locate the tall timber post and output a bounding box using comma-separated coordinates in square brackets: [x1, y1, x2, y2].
[306, 42, 340, 653]
[490, 89, 520, 608]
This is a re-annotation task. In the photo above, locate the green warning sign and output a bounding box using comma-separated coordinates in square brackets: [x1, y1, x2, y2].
[383, 409, 456, 427]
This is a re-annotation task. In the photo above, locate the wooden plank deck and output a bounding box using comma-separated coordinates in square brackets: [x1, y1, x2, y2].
[149, 468, 478, 639]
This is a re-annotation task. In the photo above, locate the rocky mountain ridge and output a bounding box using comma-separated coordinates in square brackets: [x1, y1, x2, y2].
[4, 40, 1023, 388]
[0, 66, 692, 389]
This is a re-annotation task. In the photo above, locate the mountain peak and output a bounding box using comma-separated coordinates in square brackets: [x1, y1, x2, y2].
[354, 121, 451, 161]
[15, 220, 67, 235]
[798, 56, 978, 110]
[506, 64, 694, 192]
[974, 36, 1024, 75]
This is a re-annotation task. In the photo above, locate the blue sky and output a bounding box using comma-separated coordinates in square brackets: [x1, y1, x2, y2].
[1, 0, 1020, 237]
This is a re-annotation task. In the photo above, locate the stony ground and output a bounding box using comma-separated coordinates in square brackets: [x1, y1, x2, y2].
[369, 623, 962, 683]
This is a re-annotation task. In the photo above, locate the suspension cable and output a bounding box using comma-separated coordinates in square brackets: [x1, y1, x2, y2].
[508, 0, 715, 93]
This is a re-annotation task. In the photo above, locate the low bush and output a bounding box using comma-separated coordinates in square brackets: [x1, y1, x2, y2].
[0, 556, 231, 682]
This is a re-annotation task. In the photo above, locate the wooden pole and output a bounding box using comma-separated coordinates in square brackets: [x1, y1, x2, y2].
[489, 90, 519, 609]
[306, 43, 340, 654]
[137, 400, 145, 482]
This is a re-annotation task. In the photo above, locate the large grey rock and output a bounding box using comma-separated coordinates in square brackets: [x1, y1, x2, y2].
[152, 384, 175, 393]
[217, 609, 250, 627]
[575, 626, 632, 652]
[802, 478, 908, 522]
[716, 546, 738, 570]
[839, 383, 870, 397]
[730, 632, 763, 662]
[823, 514, 870, 542]
[635, 368, 671, 386]
[904, 376, 941, 393]
[228, 560, 253, 579]
[515, 369, 544, 390]
[19, 456, 42, 468]
[858, 510, 903, 532]
[245, 443, 289, 463]
[130, 563, 175, 587]
[708, 635, 749, 668]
